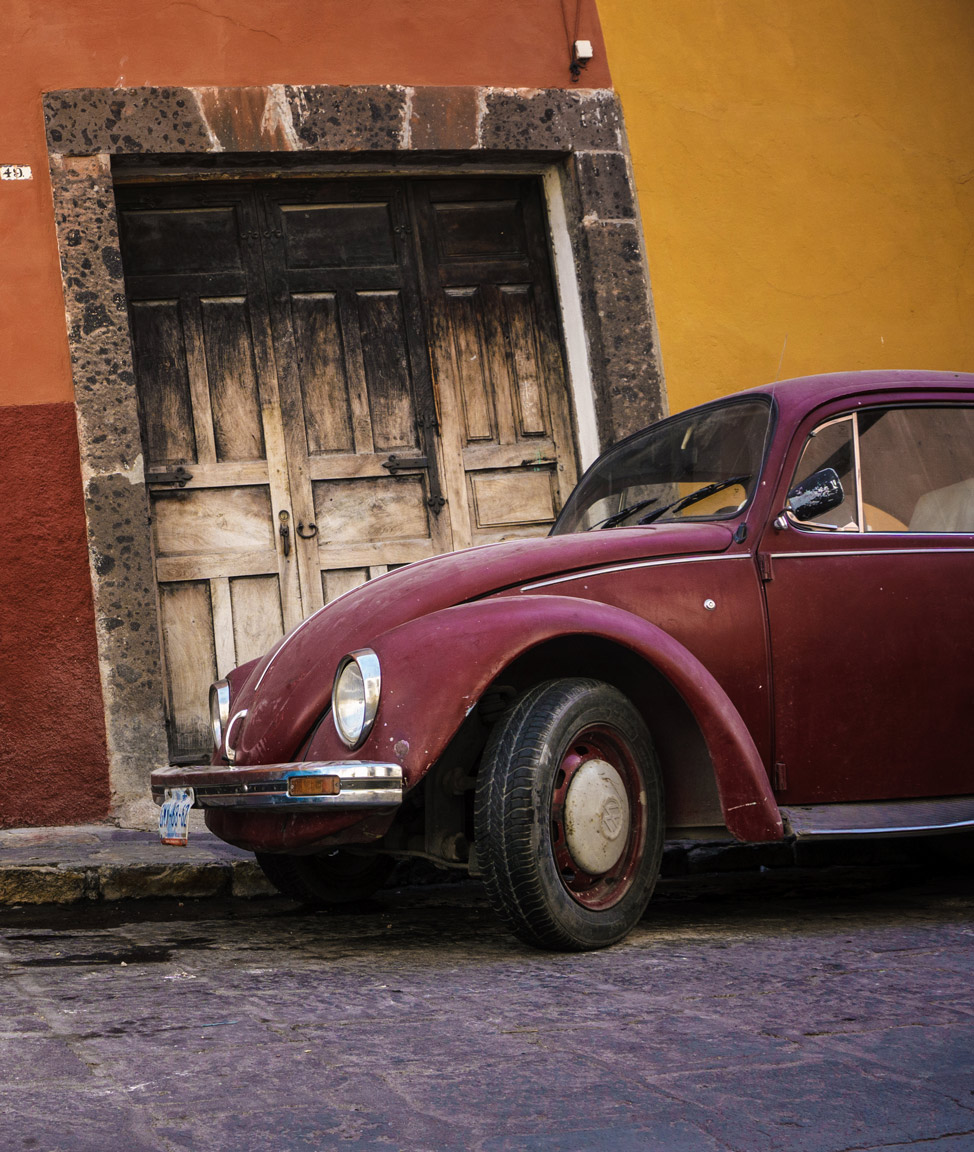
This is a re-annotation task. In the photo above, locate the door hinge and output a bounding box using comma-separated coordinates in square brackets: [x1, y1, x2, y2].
[758, 553, 773, 581]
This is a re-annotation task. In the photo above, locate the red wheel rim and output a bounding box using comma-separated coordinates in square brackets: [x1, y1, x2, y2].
[549, 724, 646, 910]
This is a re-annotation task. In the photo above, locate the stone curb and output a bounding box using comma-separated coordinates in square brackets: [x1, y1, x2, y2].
[0, 825, 279, 906]
[0, 858, 276, 906]
[0, 825, 957, 907]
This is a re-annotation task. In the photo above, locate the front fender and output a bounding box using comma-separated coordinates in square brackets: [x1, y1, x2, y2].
[309, 594, 782, 842]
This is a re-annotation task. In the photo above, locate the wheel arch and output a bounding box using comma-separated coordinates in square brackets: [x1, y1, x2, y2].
[482, 634, 727, 838]
[363, 594, 782, 842]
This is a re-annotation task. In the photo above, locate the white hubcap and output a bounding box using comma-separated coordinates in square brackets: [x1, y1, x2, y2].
[563, 758, 630, 875]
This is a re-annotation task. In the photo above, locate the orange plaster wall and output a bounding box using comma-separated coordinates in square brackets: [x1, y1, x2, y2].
[0, 0, 610, 410]
[598, 0, 974, 411]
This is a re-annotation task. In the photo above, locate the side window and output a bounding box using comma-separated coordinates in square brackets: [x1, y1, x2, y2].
[788, 416, 859, 530]
[858, 407, 974, 533]
[790, 405, 974, 534]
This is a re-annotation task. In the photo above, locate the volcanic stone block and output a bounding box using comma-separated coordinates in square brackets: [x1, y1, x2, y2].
[45, 88, 213, 154]
[481, 89, 622, 153]
[287, 86, 408, 150]
[574, 151, 636, 221]
[99, 863, 230, 901]
[0, 867, 88, 905]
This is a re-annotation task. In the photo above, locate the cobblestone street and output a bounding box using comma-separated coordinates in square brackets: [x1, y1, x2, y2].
[1, 860, 973, 1150]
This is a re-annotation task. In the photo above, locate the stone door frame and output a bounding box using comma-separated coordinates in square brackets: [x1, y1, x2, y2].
[44, 84, 664, 823]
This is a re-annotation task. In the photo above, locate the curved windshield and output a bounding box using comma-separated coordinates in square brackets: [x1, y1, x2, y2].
[552, 398, 773, 535]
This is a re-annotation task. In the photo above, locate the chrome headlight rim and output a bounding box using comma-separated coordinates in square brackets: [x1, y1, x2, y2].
[332, 649, 381, 749]
[209, 679, 231, 750]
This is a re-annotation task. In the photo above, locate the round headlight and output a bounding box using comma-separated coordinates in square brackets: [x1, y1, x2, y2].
[209, 679, 231, 749]
[332, 649, 381, 748]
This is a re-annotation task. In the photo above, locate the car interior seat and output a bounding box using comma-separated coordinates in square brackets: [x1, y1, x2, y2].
[908, 478, 974, 533]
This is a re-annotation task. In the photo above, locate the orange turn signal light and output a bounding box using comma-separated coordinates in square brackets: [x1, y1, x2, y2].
[287, 775, 341, 797]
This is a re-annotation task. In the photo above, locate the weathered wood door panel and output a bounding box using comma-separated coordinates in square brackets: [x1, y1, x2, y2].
[118, 186, 303, 760]
[117, 176, 578, 760]
[413, 179, 578, 549]
[259, 181, 453, 609]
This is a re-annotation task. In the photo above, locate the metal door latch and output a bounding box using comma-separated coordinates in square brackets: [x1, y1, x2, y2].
[147, 465, 193, 487]
[278, 510, 291, 557]
[382, 455, 429, 474]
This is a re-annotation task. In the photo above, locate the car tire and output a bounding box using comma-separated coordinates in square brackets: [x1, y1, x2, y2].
[255, 850, 394, 906]
[474, 678, 664, 952]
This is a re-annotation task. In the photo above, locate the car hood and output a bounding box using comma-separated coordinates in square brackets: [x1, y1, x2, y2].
[229, 522, 735, 764]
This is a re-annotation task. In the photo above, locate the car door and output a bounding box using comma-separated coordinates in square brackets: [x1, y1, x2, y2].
[760, 395, 974, 804]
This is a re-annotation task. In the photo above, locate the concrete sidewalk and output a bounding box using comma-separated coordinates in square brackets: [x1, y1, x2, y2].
[0, 824, 275, 905]
[0, 819, 950, 908]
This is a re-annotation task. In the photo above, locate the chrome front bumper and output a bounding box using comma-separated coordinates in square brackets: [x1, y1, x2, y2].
[150, 762, 403, 811]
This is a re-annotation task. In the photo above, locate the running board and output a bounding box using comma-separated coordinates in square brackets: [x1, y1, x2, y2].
[780, 796, 974, 840]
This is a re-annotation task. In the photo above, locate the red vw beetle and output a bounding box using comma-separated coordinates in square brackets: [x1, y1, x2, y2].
[153, 370, 974, 950]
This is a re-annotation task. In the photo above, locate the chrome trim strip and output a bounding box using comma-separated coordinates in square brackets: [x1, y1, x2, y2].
[332, 648, 382, 749]
[252, 566, 403, 694]
[781, 798, 974, 839]
[151, 761, 403, 811]
[209, 680, 231, 749]
[521, 552, 750, 592]
[787, 816, 974, 839]
[223, 708, 248, 765]
[770, 547, 974, 560]
[252, 613, 323, 694]
[852, 412, 864, 531]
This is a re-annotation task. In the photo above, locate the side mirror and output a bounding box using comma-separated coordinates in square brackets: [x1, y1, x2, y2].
[785, 467, 845, 522]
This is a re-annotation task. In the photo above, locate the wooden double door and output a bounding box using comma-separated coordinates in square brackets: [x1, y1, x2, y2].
[115, 176, 579, 760]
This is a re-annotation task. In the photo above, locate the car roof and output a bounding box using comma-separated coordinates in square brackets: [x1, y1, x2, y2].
[741, 369, 974, 421]
[604, 370, 974, 458]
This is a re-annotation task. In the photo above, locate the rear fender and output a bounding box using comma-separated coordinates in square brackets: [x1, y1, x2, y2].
[313, 594, 782, 842]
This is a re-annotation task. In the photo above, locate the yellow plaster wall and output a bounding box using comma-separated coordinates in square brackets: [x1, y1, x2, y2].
[597, 0, 974, 411]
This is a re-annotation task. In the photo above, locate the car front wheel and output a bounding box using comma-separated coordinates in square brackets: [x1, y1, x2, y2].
[474, 678, 664, 951]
